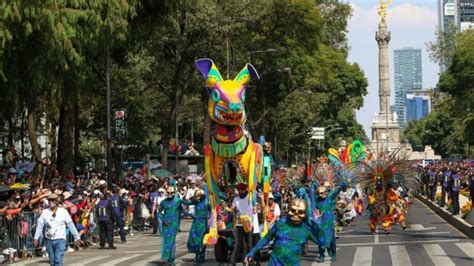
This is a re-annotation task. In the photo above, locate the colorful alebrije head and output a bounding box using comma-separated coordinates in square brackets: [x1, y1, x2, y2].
[195, 58, 259, 126]
[328, 140, 367, 167]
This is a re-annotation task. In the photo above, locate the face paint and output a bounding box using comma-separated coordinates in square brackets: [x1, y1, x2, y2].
[288, 198, 307, 225]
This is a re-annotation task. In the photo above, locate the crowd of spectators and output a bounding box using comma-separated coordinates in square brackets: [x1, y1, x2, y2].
[419, 160, 474, 217]
[0, 156, 209, 263]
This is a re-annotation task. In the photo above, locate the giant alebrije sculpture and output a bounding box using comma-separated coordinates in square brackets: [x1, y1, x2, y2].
[195, 58, 268, 245]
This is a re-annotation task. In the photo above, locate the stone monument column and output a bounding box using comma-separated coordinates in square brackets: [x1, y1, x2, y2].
[376, 18, 391, 116]
[370, 0, 401, 154]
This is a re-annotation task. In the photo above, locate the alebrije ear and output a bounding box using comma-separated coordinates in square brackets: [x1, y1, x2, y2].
[195, 58, 223, 87]
[234, 64, 260, 86]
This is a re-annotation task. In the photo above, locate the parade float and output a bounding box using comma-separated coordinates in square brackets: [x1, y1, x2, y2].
[195, 59, 272, 260]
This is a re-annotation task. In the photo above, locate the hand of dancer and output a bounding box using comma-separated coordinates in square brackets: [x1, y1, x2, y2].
[244, 255, 253, 265]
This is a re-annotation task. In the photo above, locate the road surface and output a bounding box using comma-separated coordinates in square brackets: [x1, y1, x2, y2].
[16, 199, 474, 265]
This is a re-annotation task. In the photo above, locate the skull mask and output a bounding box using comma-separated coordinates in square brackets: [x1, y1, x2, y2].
[288, 198, 307, 225]
[194, 189, 205, 201]
[317, 186, 328, 199]
[166, 186, 176, 198]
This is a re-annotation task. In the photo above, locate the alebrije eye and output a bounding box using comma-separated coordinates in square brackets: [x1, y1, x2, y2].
[211, 89, 220, 103]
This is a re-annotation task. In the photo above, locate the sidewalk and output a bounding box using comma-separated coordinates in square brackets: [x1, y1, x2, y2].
[417, 193, 474, 239]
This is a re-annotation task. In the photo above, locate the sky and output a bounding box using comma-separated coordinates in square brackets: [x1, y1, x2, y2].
[347, 0, 439, 138]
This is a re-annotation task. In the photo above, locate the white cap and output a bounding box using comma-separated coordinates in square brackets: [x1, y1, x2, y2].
[99, 180, 107, 186]
[159, 188, 165, 193]
[93, 190, 101, 195]
[269, 193, 274, 199]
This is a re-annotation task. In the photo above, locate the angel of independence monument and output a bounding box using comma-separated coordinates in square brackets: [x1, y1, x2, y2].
[371, 0, 401, 154]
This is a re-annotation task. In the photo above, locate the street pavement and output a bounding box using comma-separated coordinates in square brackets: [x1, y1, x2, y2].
[16, 199, 474, 265]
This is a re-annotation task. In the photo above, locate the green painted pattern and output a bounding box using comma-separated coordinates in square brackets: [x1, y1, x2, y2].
[211, 137, 247, 157]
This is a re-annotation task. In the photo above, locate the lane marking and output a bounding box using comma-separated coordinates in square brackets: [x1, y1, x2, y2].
[415, 198, 467, 238]
[129, 254, 162, 266]
[338, 229, 354, 234]
[310, 248, 339, 265]
[340, 231, 450, 238]
[408, 224, 424, 230]
[353, 246, 372, 266]
[69, 255, 111, 266]
[101, 254, 141, 265]
[389, 245, 412, 266]
[455, 242, 474, 261]
[374, 229, 379, 244]
[423, 244, 455, 266]
[337, 239, 459, 247]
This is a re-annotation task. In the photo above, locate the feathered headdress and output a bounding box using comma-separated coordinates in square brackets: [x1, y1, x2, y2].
[347, 147, 419, 193]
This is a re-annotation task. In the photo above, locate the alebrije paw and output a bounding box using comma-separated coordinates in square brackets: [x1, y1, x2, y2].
[203, 234, 218, 245]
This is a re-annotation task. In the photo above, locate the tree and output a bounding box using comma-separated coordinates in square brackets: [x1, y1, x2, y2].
[0, 1, 135, 176]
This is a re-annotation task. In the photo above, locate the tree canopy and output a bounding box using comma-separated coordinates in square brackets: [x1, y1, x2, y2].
[404, 29, 474, 158]
[0, 0, 368, 174]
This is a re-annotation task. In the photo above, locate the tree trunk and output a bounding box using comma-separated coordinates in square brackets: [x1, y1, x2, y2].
[7, 117, 14, 147]
[201, 90, 211, 145]
[160, 130, 171, 170]
[49, 122, 58, 166]
[203, 116, 211, 145]
[26, 107, 42, 162]
[74, 98, 80, 163]
[57, 74, 76, 178]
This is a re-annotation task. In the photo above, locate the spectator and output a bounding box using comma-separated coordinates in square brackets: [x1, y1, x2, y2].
[34, 194, 81, 266]
[266, 193, 281, 228]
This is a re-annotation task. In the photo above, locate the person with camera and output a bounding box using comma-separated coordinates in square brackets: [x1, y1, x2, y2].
[33, 193, 82, 266]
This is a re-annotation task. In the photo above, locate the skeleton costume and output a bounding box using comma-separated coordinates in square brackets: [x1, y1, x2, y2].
[245, 198, 318, 266]
[352, 150, 418, 234]
[312, 182, 346, 262]
[157, 185, 194, 264]
[184, 189, 210, 263]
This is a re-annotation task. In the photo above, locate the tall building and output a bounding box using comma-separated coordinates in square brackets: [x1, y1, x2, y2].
[393, 48, 422, 127]
[438, 0, 456, 32]
[438, 0, 474, 32]
[459, 0, 474, 30]
[437, 1, 474, 72]
[406, 91, 432, 123]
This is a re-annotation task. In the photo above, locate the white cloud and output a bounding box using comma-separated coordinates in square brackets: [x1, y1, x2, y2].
[348, 2, 439, 138]
[350, 3, 437, 30]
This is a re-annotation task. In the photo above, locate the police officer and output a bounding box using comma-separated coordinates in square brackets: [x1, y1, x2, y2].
[111, 187, 126, 243]
[428, 168, 437, 201]
[450, 170, 461, 215]
[96, 192, 116, 249]
[439, 167, 451, 207]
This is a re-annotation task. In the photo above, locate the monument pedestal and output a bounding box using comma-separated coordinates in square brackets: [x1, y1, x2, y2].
[370, 113, 401, 153]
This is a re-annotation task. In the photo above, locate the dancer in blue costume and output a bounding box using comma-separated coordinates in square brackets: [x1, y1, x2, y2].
[311, 181, 347, 263]
[183, 188, 210, 263]
[244, 198, 319, 266]
[157, 184, 194, 264]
